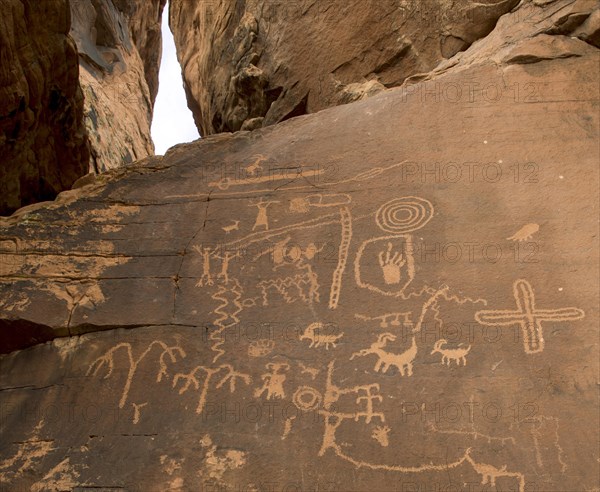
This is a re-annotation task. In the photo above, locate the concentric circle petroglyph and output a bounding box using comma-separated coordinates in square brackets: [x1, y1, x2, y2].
[292, 385, 323, 411]
[375, 197, 434, 234]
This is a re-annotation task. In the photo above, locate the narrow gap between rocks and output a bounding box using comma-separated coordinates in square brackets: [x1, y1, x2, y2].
[150, 1, 200, 155]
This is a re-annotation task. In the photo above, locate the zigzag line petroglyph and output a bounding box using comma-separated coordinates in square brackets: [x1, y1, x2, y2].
[87, 341, 186, 409]
[329, 207, 353, 309]
[209, 279, 244, 363]
[258, 265, 320, 306]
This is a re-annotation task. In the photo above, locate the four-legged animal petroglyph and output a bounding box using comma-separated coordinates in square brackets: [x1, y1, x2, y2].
[351, 334, 417, 376]
[300, 322, 344, 350]
[431, 339, 471, 366]
[222, 220, 240, 234]
[465, 449, 525, 490]
[507, 223, 539, 242]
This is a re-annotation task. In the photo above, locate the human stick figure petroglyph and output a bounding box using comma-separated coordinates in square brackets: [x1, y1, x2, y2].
[173, 364, 251, 414]
[300, 322, 344, 350]
[249, 198, 280, 231]
[431, 339, 471, 366]
[87, 341, 186, 409]
[351, 334, 417, 376]
[474, 279, 585, 354]
[254, 362, 289, 400]
[193, 245, 218, 287]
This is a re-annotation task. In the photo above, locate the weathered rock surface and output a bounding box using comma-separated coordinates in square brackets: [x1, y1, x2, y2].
[1, 0, 599, 490]
[0, 0, 90, 216]
[169, 0, 521, 135]
[0, 0, 166, 216]
[70, 0, 167, 173]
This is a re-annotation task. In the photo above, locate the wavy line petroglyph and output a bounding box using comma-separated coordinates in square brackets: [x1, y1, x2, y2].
[207, 278, 244, 362]
[474, 279, 585, 354]
[87, 341, 186, 409]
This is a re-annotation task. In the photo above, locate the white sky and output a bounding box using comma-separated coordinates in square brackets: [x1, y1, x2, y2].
[151, 1, 200, 155]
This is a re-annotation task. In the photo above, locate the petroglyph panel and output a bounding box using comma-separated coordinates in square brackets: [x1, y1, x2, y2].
[0, 9, 598, 489]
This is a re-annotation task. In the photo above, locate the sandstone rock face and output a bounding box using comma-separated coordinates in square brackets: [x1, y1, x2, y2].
[0, 0, 166, 216]
[0, 0, 90, 216]
[1, 0, 599, 490]
[169, 0, 520, 135]
[70, 0, 167, 173]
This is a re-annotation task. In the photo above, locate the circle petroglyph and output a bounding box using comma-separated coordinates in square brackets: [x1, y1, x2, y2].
[292, 386, 323, 411]
[376, 197, 434, 234]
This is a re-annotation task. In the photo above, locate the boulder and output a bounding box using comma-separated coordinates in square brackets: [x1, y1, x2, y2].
[0, 0, 89, 216]
[169, 0, 520, 135]
[70, 0, 167, 173]
[0, 0, 598, 490]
